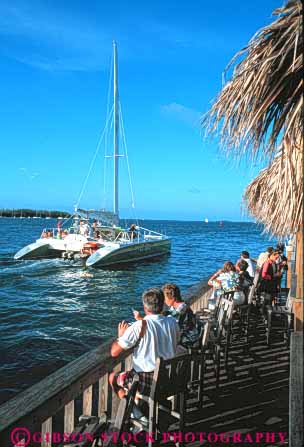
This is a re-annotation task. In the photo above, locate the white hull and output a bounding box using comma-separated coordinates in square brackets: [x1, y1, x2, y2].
[14, 234, 89, 260]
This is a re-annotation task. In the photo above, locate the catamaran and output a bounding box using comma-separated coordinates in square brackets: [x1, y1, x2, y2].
[14, 42, 171, 268]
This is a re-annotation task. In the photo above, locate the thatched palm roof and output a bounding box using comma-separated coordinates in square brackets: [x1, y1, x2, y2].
[244, 142, 303, 236]
[202, 0, 303, 236]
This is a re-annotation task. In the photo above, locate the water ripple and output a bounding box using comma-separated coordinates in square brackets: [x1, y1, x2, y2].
[0, 218, 276, 403]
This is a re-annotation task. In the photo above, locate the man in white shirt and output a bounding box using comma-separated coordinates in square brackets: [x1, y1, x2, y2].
[109, 288, 180, 399]
[236, 251, 255, 278]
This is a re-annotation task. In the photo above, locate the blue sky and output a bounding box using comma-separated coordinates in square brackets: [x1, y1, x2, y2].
[0, 0, 280, 220]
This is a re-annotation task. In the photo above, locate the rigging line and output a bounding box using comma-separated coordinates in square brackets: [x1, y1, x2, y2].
[103, 53, 114, 207]
[119, 103, 137, 214]
[75, 104, 114, 210]
[103, 111, 115, 210]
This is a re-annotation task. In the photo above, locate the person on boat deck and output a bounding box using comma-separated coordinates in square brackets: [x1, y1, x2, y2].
[129, 223, 138, 240]
[42, 230, 48, 238]
[93, 229, 101, 239]
[208, 261, 239, 298]
[79, 220, 89, 236]
[47, 230, 53, 238]
[259, 250, 282, 301]
[236, 251, 255, 278]
[57, 217, 62, 230]
[109, 288, 179, 403]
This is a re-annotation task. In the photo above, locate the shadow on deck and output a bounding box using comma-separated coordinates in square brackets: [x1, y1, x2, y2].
[184, 316, 289, 446]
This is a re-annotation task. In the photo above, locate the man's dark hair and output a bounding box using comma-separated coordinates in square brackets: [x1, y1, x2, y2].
[239, 260, 248, 272]
[241, 251, 249, 258]
[276, 242, 284, 253]
[142, 288, 164, 314]
[267, 246, 274, 254]
[162, 283, 182, 301]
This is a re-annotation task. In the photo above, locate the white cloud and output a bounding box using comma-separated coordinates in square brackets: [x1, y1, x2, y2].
[161, 102, 201, 127]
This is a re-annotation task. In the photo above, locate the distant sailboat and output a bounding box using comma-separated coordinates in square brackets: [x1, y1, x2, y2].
[204, 218, 209, 224]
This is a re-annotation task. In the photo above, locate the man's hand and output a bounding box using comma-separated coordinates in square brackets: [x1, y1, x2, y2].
[118, 320, 129, 337]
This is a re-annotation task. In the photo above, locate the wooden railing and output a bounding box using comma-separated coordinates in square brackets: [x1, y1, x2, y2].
[0, 283, 211, 447]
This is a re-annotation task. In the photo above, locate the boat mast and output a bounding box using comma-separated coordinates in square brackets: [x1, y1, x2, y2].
[113, 40, 119, 219]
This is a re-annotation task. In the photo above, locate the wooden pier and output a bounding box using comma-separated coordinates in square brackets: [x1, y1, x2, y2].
[0, 268, 302, 446]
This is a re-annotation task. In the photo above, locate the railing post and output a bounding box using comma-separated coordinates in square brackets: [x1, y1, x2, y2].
[125, 354, 133, 371]
[64, 400, 74, 433]
[289, 332, 303, 447]
[286, 242, 293, 289]
[98, 374, 109, 416]
[83, 385, 93, 416]
[41, 417, 52, 447]
[111, 363, 121, 419]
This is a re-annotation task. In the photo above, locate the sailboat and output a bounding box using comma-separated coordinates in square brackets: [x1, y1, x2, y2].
[14, 42, 171, 267]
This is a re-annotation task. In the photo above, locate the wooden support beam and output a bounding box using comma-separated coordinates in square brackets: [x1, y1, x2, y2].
[295, 228, 303, 331]
[98, 374, 108, 416]
[125, 354, 133, 371]
[82, 385, 93, 416]
[64, 400, 74, 433]
[286, 242, 293, 289]
[289, 332, 303, 447]
[295, 228, 303, 299]
[111, 363, 121, 419]
[41, 417, 52, 447]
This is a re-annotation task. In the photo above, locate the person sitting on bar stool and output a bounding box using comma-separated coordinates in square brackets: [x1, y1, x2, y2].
[259, 250, 282, 305]
[208, 261, 239, 304]
[237, 259, 253, 304]
[161, 283, 203, 350]
[109, 288, 180, 413]
[236, 250, 255, 279]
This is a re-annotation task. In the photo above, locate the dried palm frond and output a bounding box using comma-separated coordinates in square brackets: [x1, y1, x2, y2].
[202, 0, 303, 163]
[244, 134, 303, 236]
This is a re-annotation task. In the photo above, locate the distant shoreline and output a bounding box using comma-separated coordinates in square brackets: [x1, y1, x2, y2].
[0, 209, 255, 224]
[0, 209, 70, 218]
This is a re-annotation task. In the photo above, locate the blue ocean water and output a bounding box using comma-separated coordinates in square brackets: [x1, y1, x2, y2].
[0, 218, 277, 404]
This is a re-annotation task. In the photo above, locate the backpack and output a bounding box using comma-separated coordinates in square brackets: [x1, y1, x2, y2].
[178, 306, 204, 348]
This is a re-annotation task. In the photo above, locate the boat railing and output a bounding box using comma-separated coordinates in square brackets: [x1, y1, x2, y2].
[114, 230, 141, 244]
[0, 284, 210, 445]
[136, 226, 164, 236]
[40, 228, 71, 239]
